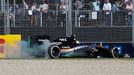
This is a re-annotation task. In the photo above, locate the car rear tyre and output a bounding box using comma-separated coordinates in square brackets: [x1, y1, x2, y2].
[48, 45, 61, 59]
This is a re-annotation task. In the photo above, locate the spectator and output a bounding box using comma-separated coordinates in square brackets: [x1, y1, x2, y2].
[9, 3, 20, 15]
[23, 0, 29, 16]
[9, 4, 19, 27]
[23, 0, 28, 10]
[112, 1, 120, 12]
[88, 1, 93, 10]
[23, 0, 29, 10]
[60, 0, 68, 3]
[31, 2, 38, 26]
[58, 0, 67, 26]
[125, 0, 133, 26]
[103, 0, 112, 26]
[9, 12, 15, 27]
[118, 1, 126, 10]
[91, 0, 101, 25]
[112, 1, 121, 26]
[92, 0, 100, 11]
[75, 0, 86, 27]
[125, 0, 129, 3]
[39, 1, 48, 27]
[100, 0, 105, 10]
[117, 1, 124, 10]
[75, 0, 85, 9]
[60, 0, 68, 7]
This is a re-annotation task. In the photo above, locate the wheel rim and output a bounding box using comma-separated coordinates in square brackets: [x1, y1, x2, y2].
[50, 46, 60, 58]
[112, 48, 119, 58]
[113, 50, 119, 58]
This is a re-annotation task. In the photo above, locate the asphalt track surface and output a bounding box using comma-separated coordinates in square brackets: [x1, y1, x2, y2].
[0, 58, 134, 75]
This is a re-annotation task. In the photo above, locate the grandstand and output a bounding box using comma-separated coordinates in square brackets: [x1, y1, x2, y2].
[0, 0, 133, 43]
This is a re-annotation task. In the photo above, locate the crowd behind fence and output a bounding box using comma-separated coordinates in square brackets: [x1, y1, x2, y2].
[0, 2, 133, 28]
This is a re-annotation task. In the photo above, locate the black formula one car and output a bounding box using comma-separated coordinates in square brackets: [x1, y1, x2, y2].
[29, 35, 122, 59]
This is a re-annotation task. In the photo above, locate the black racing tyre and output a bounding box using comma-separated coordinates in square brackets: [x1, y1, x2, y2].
[111, 48, 119, 58]
[48, 45, 61, 59]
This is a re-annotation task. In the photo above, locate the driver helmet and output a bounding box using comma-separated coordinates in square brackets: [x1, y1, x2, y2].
[71, 34, 76, 38]
[71, 35, 76, 40]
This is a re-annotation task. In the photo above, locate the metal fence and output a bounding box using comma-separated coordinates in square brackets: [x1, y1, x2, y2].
[0, 3, 131, 27]
[0, 3, 133, 43]
[73, 10, 130, 27]
[0, 3, 131, 26]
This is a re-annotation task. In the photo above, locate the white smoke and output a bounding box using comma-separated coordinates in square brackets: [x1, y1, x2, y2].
[20, 39, 52, 59]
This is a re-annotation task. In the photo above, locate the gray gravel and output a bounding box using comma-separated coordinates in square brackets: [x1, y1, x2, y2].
[0, 59, 134, 75]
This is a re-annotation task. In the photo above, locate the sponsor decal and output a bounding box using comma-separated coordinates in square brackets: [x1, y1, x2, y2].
[0, 39, 5, 53]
